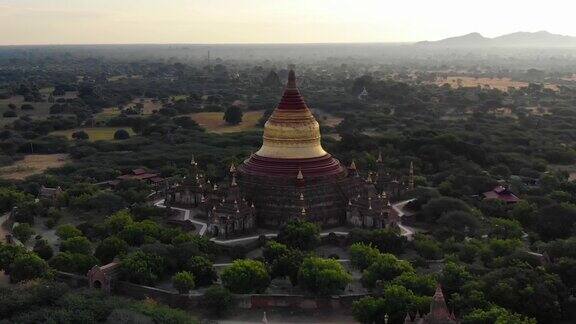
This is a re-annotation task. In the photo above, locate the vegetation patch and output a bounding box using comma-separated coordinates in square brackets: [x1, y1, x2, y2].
[51, 127, 135, 141]
[189, 110, 263, 133]
[0, 154, 70, 180]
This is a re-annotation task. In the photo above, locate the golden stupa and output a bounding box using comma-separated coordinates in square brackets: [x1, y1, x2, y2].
[256, 70, 328, 159]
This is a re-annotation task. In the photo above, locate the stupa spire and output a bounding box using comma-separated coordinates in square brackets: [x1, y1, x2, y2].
[254, 69, 328, 159]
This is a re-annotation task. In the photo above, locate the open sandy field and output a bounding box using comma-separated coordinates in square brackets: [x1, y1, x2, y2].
[51, 127, 135, 141]
[0, 154, 70, 180]
[312, 109, 343, 127]
[434, 76, 558, 91]
[189, 110, 264, 133]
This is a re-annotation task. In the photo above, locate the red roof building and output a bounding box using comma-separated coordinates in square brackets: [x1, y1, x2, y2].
[482, 186, 520, 204]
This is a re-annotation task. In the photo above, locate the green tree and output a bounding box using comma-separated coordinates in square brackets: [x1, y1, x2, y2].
[223, 106, 243, 125]
[509, 200, 537, 227]
[263, 241, 304, 285]
[56, 224, 83, 240]
[172, 271, 195, 294]
[352, 296, 386, 324]
[0, 243, 27, 271]
[361, 254, 414, 288]
[13, 223, 34, 243]
[463, 306, 537, 324]
[105, 210, 134, 234]
[10, 253, 50, 283]
[489, 218, 524, 239]
[72, 131, 89, 140]
[121, 251, 165, 285]
[49, 252, 98, 274]
[0, 188, 30, 212]
[221, 259, 270, 293]
[203, 285, 233, 316]
[537, 203, 576, 240]
[298, 257, 352, 295]
[61, 236, 92, 255]
[185, 256, 217, 287]
[95, 236, 129, 264]
[413, 235, 443, 260]
[349, 242, 381, 270]
[422, 197, 471, 223]
[391, 272, 437, 296]
[114, 129, 131, 140]
[33, 239, 54, 260]
[439, 261, 474, 296]
[277, 220, 320, 251]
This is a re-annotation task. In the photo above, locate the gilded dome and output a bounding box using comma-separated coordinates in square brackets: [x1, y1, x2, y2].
[256, 70, 328, 159]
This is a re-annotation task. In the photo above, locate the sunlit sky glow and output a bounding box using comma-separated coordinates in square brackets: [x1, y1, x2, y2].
[1, 0, 576, 45]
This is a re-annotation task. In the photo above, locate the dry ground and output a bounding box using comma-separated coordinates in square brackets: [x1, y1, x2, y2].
[0, 154, 70, 180]
[189, 110, 264, 133]
[434, 76, 558, 91]
[313, 109, 343, 127]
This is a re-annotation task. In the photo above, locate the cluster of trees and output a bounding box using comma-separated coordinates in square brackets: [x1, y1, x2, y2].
[0, 280, 195, 323]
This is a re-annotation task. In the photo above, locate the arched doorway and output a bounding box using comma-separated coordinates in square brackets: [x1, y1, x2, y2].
[93, 280, 102, 289]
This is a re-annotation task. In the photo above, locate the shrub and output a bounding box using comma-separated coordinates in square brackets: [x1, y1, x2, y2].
[72, 131, 89, 140]
[56, 224, 83, 240]
[203, 285, 233, 316]
[114, 129, 131, 140]
[3, 111, 16, 118]
[13, 223, 34, 243]
[172, 271, 195, 294]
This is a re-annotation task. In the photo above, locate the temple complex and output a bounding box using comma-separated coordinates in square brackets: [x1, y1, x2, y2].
[166, 70, 413, 237]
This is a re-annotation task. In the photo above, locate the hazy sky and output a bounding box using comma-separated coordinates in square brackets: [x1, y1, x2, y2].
[1, 0, 576, 45]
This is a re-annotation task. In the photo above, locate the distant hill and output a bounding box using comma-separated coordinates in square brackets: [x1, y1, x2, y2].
[417, 31, 576, 47]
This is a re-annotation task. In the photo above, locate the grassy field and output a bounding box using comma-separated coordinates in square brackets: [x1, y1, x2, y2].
[51, 127, 135, 141]
[434, 76, 558, 91]
[0, 154, 70, 180]
[189, 110, 264, 133]
[0, 92, 79, 126]
[94, 107, 121, 122]
[128, 98, 163, 115]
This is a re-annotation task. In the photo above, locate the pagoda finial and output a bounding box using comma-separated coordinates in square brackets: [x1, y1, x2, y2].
[287, 69, 297, 89]
[404, 313, 412, 323]
[297, 169, 304, 180]
[349, 160, 357, 170]
[230, 162, 236, 174]
[191, 155, 197, 166]
[231, 175, 238, 187]
[377, 151, 383, 163]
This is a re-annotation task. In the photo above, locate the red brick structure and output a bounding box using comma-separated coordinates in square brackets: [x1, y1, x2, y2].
[87, 262, 121, 294]
[405, 285, 459, 324]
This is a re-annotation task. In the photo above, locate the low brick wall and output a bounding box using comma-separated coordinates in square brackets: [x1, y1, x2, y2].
[54, 271, 369, 312]
[114, 281, 203, 308]
[241, 293, 369, 311]
[54, 271, 89, 288]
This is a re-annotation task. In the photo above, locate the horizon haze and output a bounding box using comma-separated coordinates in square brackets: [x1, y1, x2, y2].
[1, 0, 576, 45]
